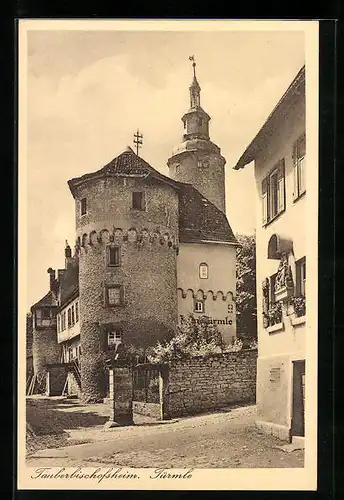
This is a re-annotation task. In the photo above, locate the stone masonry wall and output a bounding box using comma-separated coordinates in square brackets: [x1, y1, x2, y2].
[32, 326, 61, 375]
[75, 177, 179, 403]
[164, 350, 257, 418]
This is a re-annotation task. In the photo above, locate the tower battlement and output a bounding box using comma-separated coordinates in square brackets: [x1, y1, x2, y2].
[75, 226, 178, 254]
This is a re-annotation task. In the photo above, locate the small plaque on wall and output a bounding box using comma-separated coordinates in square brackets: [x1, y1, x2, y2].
[269, 367, 281, 383]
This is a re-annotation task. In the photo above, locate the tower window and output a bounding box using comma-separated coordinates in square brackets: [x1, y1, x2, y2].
[132, 192, 145, 210]
[108, 330, 122, 346]
[107, 246, 120, 267]
[199, 262, 209, 279]
[194, 299, 204, 313]
[80, 198, 87, 216]
[175, 164, 180, 175]
[198, 117, 203, 127]
[105, 285, 123, 307]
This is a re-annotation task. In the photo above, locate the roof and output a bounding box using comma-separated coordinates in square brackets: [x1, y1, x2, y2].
[68, 146, 236, 245]
[59, 258, 79, 307]
[30, 291, 57, 311]
[178, 184, 237, 244]
[233, 65, 305, 170]
[68, 146, 180, 198]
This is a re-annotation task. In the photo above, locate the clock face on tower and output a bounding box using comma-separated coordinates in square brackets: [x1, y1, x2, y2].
[198, 158, 209, 169]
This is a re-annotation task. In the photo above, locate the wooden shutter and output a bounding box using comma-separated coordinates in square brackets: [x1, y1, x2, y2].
[262, 177, 269, 225]
[262, 278, 270, 328]
[292, 142, 298, 200]
[277, 159, 285, 213]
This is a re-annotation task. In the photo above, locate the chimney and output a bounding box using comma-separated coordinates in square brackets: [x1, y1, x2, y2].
[47, 267, 56, 291]
[65, 240, 72, 268]
[57, 269, 66, 282]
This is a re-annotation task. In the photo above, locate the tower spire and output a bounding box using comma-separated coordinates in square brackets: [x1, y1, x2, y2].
[189, 54, 196, 78]
[189, 55, 201, 108]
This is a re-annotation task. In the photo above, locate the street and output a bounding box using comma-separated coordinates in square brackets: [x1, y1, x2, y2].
[26, 398, 304, 469]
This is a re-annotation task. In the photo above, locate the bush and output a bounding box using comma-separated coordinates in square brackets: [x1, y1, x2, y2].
[148, 314, 246, 363]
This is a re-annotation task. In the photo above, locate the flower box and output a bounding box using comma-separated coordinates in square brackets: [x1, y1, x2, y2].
[275, 286, 294, 302]
[291, 315, 306, 327]
[267, 322, 284, 334]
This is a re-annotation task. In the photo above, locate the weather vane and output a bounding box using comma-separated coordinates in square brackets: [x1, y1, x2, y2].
[189, 55, 196, 77]
[133, 129, 143, 155]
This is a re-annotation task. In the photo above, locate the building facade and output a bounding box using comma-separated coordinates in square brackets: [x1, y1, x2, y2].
[234, 66, 306, 442]
[27, 64, 238, 403]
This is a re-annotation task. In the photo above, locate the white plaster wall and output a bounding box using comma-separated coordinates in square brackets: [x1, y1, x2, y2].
[57, 296, 80, 344]
[254, 93, 306, 360]
[177, 242, 237, 344]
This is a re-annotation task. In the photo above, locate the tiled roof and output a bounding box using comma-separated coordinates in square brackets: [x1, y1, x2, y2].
[68, 147, 237, 245]
[68, 146, 178, 197]
[178, 184, 237, 244]
[31, 291, 57, 311]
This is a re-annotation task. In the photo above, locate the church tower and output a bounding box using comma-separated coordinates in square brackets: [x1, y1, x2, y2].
[167, 57, 226, 213]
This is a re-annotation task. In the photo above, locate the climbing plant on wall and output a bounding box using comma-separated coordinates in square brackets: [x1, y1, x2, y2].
[236, 233, 257, 345]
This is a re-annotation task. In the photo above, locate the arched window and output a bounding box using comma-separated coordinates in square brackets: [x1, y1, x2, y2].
[199, 262, 208, 279]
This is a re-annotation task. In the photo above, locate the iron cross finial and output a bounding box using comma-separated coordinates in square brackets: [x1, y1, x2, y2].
[189, 55, 196, 77]
[133, 129, 143, 156]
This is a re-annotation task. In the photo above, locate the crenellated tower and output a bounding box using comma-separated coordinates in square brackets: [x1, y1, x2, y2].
[68, 147, 179, 402]
[167, 57, 226, 213]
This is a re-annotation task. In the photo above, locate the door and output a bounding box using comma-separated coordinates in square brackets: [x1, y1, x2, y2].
[291, 360, 306, 437]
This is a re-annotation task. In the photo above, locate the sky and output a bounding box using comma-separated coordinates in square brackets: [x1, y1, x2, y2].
[25, 27, 305, 310]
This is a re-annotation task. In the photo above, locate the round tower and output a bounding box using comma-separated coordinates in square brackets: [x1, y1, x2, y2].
[167, 57, 226, 213]
[69, 148, 179, 402]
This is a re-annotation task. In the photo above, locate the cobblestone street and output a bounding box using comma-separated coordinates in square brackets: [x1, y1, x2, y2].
[26, 398, 304, 469]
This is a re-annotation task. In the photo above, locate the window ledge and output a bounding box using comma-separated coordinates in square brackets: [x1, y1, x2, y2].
[267, 322, 284, 334]
[291, 315, 306, 326]
[293, 191, 306, 204]
[262, 208, 286, 228]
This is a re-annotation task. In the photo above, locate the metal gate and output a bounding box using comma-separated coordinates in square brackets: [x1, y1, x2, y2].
[133, 363, 160, 403]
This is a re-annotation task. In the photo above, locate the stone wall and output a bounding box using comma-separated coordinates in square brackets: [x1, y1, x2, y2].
[67, 371, 82, 398]
[132, 401, 161, 419]
[163, 350, 257, 419]
[32, 326, 61, 376]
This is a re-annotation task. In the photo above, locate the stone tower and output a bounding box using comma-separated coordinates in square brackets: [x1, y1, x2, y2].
[167, 58, 226, 213]
[68, 147, 179, 402]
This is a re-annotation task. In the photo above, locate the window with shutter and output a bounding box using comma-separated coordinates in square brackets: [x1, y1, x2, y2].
[262, 159, 286, 225]
[296, 257, 306, 297]
[277, 160, 285, 212]
[262, 178, 268, 225]
[293, 133, 306, 200]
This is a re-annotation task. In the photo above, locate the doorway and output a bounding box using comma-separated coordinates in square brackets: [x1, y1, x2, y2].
[291, 360, 305, 438]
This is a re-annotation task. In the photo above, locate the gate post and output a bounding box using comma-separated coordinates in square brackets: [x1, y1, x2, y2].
[159, 363, 170, 420]
[105, 359, 134, 427]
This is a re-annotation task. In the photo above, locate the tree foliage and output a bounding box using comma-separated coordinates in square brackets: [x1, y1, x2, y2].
[236, 233, 257, 343]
